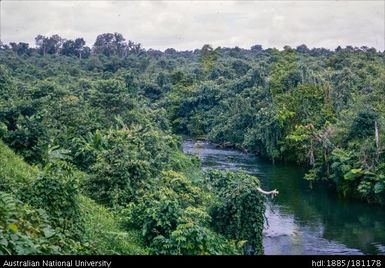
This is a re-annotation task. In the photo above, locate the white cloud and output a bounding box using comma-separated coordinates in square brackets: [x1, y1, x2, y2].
[1, 0, 384, 51]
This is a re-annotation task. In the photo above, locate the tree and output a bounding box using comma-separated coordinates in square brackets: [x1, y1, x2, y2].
[296, 44, 310, 54]
[330, 68, 357, 111]
[0, 65, 14, 99]
[35, 35, 48, 55]
[350, 110, 378, 139]
[206, 170, 266, 255]
[93, 32, 128, 57]
[80, 46, 91, 59]
[26, 158, 83, 237]
[86, 126, 176, 206]
[35, 34, 63, 55]
[250, 44, 263, 52]
[199, 44, 220, 74]
[61, 40, 76, 56]
[47, 34, 63, 55]
[61, 38, 87, 58]
[127, 40, 143, 55]
[90, 79, 133, 116]
[9, 42, 30, 55]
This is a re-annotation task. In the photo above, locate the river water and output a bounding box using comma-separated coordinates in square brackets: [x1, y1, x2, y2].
[182, 140, 385, 255]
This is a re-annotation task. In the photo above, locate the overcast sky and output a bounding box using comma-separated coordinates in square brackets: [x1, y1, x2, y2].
[1, 0, 384, 51]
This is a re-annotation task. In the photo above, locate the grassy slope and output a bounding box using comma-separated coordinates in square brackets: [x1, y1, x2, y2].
[0, 140, 147, 254]
[0, 140, 40, 193]
[79, 195, 148, 255]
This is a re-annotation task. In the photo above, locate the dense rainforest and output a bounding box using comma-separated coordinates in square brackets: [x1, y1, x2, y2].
[0, 33, 384, 255]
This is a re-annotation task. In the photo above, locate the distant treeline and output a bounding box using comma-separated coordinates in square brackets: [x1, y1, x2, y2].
[1, 32, 381, 59]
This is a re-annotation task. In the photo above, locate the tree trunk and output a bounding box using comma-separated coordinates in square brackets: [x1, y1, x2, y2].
[309, 140, 315, 167]
[375, 120, 380, 162]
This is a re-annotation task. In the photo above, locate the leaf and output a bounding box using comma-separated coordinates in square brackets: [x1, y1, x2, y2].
[7, 223, 18, 233]
[0, 238, 8, 247]
[237, 240, 247, 248]
[344, 169, 363, 181]
[43, 227, 55, 238]
[374, 182, 385, 194]
[351, 169, 363, 174]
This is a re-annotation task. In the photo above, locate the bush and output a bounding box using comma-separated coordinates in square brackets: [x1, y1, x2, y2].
[151, 207, 242, 255]
[205, 170, 266, 255]
[79, 195, 148, 255]
[350, 110, 378, 139]
[0, 191, 75, 254]
[86, 126, 179, 207]
[23, 160, 84, 240]
[122, 171, 243, 255]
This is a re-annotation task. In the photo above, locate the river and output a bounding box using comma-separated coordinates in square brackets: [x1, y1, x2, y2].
[182, 140, 385, 255]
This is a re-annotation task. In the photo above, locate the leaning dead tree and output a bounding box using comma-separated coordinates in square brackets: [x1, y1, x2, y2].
[257, 187, 279, 198]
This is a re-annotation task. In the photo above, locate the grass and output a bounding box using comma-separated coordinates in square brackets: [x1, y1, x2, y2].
[79, 195, 149, 255]
[0, 140, 40, 193]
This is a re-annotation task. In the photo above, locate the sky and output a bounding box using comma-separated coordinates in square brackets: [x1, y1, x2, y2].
[1, 0, 384, 51]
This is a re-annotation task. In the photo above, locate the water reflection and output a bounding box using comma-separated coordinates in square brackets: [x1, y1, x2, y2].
[182, 140, 385, 255]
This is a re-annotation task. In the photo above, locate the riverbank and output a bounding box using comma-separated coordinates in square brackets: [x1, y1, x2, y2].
[182, 140, 385, 255]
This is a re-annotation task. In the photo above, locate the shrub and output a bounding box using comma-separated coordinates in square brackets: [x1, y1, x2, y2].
[205, 170, 266, 255]
[0, 191, 75, 254]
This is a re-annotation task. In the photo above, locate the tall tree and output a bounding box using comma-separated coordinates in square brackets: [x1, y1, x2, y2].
[199, 44, 220, 74]
[61, 38, 88, 58]
[93, 32, 126, 57]
[9, 42, 30, 55]
[35, 34, 63, 55]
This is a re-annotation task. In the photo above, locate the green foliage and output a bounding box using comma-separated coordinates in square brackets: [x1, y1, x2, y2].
[309, 140, 385, 204]
[86, 125, 178, 207]
[90, 79, 134, 116]
[0, 140, 151, 255]
[79, 195, 148, 254]
[72, 129, 107, 171]
[2, 112, 50, 164]
[0, 141, 79, 254]
[0, 191, 64, 254]
[123, 171, 203, 240]
[350, 110, 377, 139]
[150, 207, 241, 255]
[24, 159, 84, 239]
[199, 45, 220, 74]
[205, 170, 265, 255]
[122, 170, 245, 255]
[0, 65, 14, 99]
[1, 35, 384, 256]
[0, 140, 39, 194]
